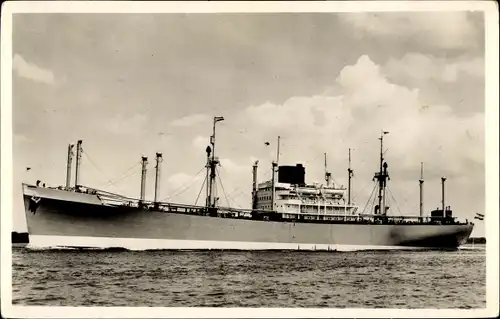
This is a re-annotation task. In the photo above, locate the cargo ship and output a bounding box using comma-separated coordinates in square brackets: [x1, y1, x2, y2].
[21, 117, 474, 250]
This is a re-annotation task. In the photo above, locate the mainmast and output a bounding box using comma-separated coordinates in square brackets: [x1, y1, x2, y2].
[206, 116, 224, 210]
[348, 148, 353, 205]
[374, 131, 389, 215]
[65, 143, 74, 189]
[271, 136, 280, 212]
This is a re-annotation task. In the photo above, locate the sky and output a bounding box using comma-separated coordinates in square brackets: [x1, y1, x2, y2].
[11, 12, 486, 236]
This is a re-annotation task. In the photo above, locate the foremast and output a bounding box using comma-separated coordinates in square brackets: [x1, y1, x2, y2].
[205, 116, 224, 214]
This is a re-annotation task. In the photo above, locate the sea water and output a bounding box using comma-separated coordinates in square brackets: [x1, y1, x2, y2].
[12, 246, 485, 308]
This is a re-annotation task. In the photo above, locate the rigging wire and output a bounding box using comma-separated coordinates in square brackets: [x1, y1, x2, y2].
[369, 187, 379, 215]
[98, 161, 141, 187]
[361, 183, 377, 214]
[227, 188, 249, 203]
[386, 186, 403, 215]
[216, 167, 231, 208]
[100, 165, 141, 187]
[81, 150, 122, 193]
[195, 174, 208, 206]
[166, 177, 202, 200]
[161, 166, 206, 201]
[350, 177, 374, 204]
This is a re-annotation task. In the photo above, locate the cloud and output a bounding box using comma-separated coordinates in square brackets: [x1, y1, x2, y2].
[192, 135, 209, 150]
[384, 53, 484, 84]
[218, 55, 484, 218]
[339, 12, 480, 50]
[13, 54, 56, 85]
[169, 114, 209, 127]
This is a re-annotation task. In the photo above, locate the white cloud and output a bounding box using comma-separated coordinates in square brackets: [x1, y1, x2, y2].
[169, 114, 209, 127]
[339, 12, 479, 50]
[384, 53, 484, 84]
[219, 54, 484, 218]
[13, 54, 56, 85]
[192, 135, 209, 150]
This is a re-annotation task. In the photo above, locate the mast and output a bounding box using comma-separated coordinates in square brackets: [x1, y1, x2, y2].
[374, 131, 389, 215]
[252, 160, 259, 210]
[140, 156, 148, 205]
[65, 143, 74, 189]
[348, 148, 353, 205]
[324, 153, 332, 187]
[74, 140, 83, 188]
[441, 176, 446, 217]
[419, 162, 424, 219]
[154, 152, 163, 205]
[205, 146, 211, 207]
[206, 116, 224, 209]
[271, 136, 280, 212]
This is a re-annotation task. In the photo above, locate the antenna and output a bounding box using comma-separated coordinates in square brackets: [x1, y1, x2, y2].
[276, 136, 281, 164]
[324, 153, 331, 187]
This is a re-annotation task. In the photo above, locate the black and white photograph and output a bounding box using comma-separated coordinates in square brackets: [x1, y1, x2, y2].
[1, 1, 498, 318]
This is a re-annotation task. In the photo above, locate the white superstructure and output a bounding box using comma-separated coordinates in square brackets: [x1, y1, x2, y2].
[255, 180, 358, 220]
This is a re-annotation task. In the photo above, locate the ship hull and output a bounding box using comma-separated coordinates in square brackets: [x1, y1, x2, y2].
[23, 185, 474, 250]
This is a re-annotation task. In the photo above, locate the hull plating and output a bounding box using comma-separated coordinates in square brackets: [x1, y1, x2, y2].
[23, 186, 473, 250]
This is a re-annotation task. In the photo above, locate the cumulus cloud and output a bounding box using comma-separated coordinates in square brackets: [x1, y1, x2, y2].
[169, 113, 209, 127]
[162, 55, 483, 213]
[209, 55, 484, 217]
[13, 54, 56, 85]
[339, 12, 480, 50]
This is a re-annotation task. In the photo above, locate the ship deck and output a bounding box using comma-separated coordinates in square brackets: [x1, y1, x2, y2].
[26, 184, 472, 228]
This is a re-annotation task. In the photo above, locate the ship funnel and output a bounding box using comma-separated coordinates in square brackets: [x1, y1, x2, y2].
[66, 144, 75, 189]
[74, 140, 83, 188]
[140, 156, 148, 204]
[154, 152, 163, 205]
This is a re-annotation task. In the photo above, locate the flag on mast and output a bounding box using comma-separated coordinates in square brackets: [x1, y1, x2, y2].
[214, 116, 224, 122]
[474, 213, 484, 220]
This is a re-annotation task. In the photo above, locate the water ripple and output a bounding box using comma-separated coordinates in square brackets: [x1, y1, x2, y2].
[11, 247, 486, 308]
